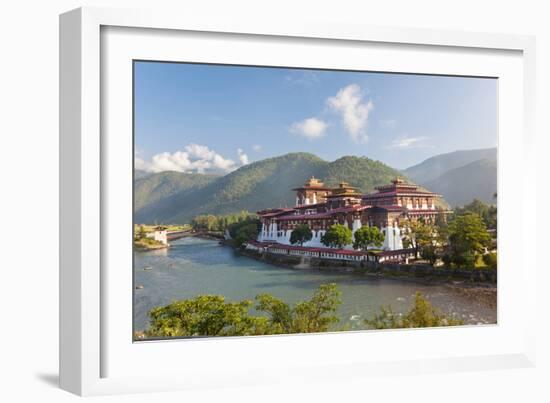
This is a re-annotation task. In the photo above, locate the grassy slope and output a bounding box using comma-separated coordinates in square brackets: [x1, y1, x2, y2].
[134, 171, 220, 212]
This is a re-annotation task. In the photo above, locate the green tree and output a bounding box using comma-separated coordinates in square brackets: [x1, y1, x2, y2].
[234, 222, 259, 248]
[321, 224, 353, 249]
[402, 219, 434, 259]
[291, 283, 341, 333]
[191, 211, 258, 233]
[255, 294, 293, 334]
[290, 224, 313, 246]
[136, 225, 147, 240]
[482, 252, 497, 269]
[353, 225, 384, 250]
[446, 213, 491, 268]
[256, 283, 341, 334]
[146, 284, 342, 338]
[364, 292, 464, 329]
[146, 295, 269, 337]
[455, 199, 497, 230]
[421, 244, 439, 266]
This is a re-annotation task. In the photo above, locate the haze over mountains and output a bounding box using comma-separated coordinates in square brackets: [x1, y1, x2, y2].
[134, 148, 497, 224]
[402, 147, 497, 207]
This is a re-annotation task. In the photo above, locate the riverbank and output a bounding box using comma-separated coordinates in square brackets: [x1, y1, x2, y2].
[234, 246, 497, 310]
[134, 236, 497, 331]
[233, 243, 496, 284]
[445, 283, 497, 309]
[134, 238, 168, 251]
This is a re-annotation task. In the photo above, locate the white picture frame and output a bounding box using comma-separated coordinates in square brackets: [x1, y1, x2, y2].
[59, 6, 537, 396]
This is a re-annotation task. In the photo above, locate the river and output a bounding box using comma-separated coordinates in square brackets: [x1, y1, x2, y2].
[134, 237, 496, 333]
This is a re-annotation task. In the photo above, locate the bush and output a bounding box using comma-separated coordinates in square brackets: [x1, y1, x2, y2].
[482, 252, 497, 269]
[364, 292, 464, 329]
[146, 283, 342, 337]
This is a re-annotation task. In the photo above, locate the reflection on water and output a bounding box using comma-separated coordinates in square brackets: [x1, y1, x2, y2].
[134, 237, 496, 332]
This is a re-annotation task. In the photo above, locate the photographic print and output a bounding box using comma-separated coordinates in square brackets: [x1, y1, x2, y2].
[133, 61, 497, 340]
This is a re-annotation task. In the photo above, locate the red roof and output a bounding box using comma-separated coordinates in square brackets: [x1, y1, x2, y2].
[291, 186, 332, 191]
[293, 202, 326, 209]
[266, 242, 367, 256]
[406, 209, 448, 214]
[246, 240, 275, 247]
[368, 205, 405, 212]
[363, 190, 440, 198]
[257, 208, 295, 218]
[250, 241, 415, 258]
[378, 248, 416, 256]
[276, 205, 368, 221]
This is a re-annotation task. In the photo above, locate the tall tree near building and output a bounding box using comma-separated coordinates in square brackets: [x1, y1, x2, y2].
[290, 224, 313, 246]
[321, 224, 353, 249]
[454, 198, 497, 230]
[446, 213, 491, 268]
[402, 219, 435, 259]
[353, 226, 384, 250]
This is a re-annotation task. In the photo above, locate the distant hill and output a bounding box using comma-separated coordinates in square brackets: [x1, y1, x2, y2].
[134, 169, 151, 179]
[422, 157, 497, 206]
[403, 148, 496, 184]
[134, 171, 219, 212]
[134, 152, 405, 224]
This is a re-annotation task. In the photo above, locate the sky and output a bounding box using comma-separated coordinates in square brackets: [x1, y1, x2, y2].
[134, 61, 497, 173]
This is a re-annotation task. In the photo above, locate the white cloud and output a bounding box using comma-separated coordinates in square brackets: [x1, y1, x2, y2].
[136, 143, 245, 174]
[389, 135, 428, 149]
[290, 117, 328, 139]
[252, 144, 262, 152]
[135, 157, 148, 171]
[327, 84, 373, 143]
[237, 148, 249, 165]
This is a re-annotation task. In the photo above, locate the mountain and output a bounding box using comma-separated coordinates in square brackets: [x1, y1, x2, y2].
[403, 148, 496, 184]
[134, 169, 151, 179]
[134, 171, 220, 212]
[134, 153, 405, 224]
[422, 157, 497, 207]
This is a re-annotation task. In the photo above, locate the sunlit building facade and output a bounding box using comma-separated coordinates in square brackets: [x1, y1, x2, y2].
[257, 177, 446, 251]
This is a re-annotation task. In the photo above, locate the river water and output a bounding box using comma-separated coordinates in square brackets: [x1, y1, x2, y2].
[134, 237, 496, 333]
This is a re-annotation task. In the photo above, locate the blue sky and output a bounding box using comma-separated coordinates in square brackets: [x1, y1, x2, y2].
[134, 61, 497, 173]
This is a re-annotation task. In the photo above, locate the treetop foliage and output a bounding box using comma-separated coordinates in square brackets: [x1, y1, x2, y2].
[321, 224, 353, 249]
[364, 292, 464, 329]
[454, 198, 497, 230]
[144, 286, 463, 338]
[146, 283, 341, 337]
[353, 225, 384, 250]
[191, 210, 257, 232]
[290, 224, 313, 246]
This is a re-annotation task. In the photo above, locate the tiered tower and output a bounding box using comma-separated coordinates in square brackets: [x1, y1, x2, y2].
[292, 176, 331, 206]
[325, 182, 362, 210]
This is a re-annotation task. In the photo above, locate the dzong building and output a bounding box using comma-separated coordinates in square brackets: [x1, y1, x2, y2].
[256, 177, 446, 251]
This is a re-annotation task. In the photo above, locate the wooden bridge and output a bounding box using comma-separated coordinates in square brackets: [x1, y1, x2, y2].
[166, 230, 193, 241]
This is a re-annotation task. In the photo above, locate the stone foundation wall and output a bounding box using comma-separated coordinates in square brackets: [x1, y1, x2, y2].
[239, 248, 497, 283]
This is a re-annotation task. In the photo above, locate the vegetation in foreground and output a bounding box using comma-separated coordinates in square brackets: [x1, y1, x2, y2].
[140, 284, 463, 338]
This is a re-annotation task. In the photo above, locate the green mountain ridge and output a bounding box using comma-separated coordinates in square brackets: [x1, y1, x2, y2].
[134, 171, 220, 212]
[403, 147, 497, 184]
[134, 152, 405, 224]
[134, 148, 497, 223]
[422, 157, 497, 207]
